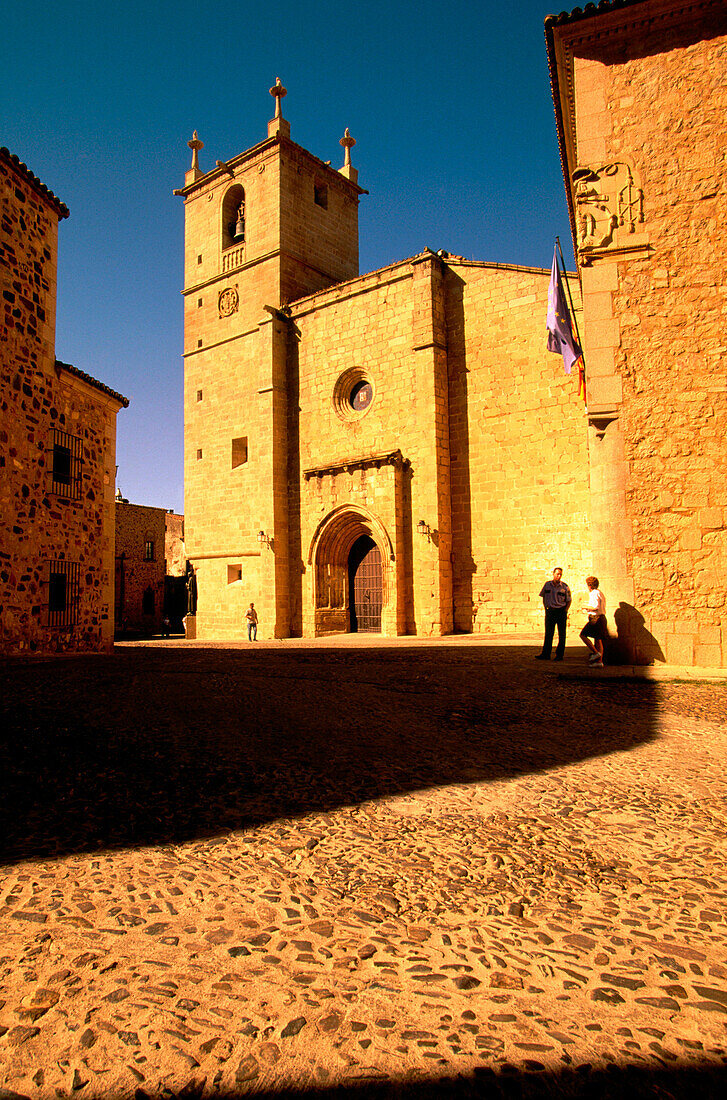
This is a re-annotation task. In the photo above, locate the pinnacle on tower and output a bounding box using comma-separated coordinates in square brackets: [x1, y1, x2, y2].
[268, 78, 290, 139]
[339, 128, 358, 184]
[185, 131, 204, 185]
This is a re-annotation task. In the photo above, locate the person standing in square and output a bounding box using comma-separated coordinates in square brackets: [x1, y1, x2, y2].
[245, 602, 258, 641]
[580, 576, 607, 667]
[535, 567, 571, 662]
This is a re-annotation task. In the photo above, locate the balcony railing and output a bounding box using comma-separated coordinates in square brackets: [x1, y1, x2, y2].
[222, 246, 245, 273]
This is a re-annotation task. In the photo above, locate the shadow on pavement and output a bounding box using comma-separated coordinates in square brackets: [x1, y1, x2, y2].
[0, 644, 660, 865]
[139, 1061, 726, 1098]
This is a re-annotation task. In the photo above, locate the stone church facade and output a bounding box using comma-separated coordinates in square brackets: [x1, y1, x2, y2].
[178, 89, 591, 642]
[179, 0, 725, 667]
[0, 148, 128, 655]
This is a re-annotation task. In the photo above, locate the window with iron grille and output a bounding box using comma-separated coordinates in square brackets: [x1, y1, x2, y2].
[144, 540, 155, 561]
[50, 428, 83, 498]
[47, 560, 80, 628]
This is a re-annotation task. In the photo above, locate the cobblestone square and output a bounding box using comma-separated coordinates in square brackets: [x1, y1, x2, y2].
[1, 638, 725, 1098]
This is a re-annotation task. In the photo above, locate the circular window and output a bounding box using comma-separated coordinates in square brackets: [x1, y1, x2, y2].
[349, 380, 373, 411]
[333, 368, 375, 422]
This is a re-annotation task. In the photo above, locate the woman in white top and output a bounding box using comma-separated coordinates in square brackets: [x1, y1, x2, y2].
[579, 576, 607, 667]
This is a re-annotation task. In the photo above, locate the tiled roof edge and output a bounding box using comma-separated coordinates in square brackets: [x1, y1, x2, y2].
[543, 0, 647, 31]
[0, 147, 70, 219]
[544, 16, 580, 268]
[55, 360, 129, 408]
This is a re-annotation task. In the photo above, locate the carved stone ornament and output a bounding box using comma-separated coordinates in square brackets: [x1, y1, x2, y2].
[218, 286, 239, 317]
[573, 163, 644, 253]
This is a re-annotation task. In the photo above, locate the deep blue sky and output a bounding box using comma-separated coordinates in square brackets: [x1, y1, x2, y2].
[3, 0, 573, 515]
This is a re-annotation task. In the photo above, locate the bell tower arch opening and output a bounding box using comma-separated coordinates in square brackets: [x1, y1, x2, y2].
[308, 506, 393, 637]
[221, 184, 245, 249]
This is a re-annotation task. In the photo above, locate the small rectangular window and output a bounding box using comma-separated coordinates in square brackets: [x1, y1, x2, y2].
[53, 444, 71, 485]
[231, 436, 248, 469]
[197, 254, 202, 264]
[196, 448, 203, 460]
[144, 540, 155, 562]
[197, 389, 203, 401]
[197, 339, 203, 348]
[197, 298, 203, 307]
[227, 564, 242, 584]
[50, 429, 83, 498]
[314, 182, 328, 209]
[49, 571, 66, 614]
[47, 560, 79, 628]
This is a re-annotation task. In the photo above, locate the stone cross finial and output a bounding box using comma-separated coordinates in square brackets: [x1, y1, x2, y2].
[187, 131, 204, 171]
[269, 77, 287, 119]
[339, 128, 356, 168]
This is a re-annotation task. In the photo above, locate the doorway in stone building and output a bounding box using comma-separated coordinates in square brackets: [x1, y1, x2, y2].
[309, 505, 393, 636]
[348, 535, 382, 633]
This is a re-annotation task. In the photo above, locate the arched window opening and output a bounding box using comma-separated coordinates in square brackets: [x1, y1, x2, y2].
[222, 185, 245, 249]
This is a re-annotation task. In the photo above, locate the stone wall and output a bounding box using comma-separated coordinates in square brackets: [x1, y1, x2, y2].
[1, 150, 124, 655]
[292, 257, 453, 638]
[446, 260, 592, 634]
[164, 512, 186, 577]
[550, 1, 727, 666]
[114, 503, 167, 634]
[184, 317, 269, 639]
[278, 141, 359, 304]
[184, 249, 592, 640]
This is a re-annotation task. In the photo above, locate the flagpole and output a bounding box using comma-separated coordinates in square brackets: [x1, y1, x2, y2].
[555, 236, 585, 365]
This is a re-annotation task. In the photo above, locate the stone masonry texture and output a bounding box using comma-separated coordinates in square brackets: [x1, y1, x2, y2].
[548, 0, 727, 668]
[0, 148, 127, 656]
[114, 503, 168, 635]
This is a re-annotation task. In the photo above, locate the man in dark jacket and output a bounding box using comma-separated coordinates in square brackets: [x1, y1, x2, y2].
[535, 567, 571, 662]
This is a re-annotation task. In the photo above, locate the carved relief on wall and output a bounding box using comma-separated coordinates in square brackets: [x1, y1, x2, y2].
[572, 163, 644, 253]
[218, 286, 239, 317]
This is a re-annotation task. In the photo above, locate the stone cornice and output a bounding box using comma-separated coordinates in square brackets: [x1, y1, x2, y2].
[303, 450, 409, 481]
[175, 133, 366, 200]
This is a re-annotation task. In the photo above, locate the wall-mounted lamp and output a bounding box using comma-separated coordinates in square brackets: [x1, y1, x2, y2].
[257, 529, 274, 550]
[417, 519, 431, 540]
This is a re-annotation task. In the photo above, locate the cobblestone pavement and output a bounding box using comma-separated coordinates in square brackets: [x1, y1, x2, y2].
[0, 638, 726, 1099]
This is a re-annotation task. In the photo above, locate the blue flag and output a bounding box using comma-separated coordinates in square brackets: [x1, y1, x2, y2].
[546, 247, 582, 375]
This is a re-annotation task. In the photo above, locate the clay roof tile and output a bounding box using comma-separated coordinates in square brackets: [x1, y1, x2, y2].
[55, 360, 129, 408]
[0, 147, 70, 219]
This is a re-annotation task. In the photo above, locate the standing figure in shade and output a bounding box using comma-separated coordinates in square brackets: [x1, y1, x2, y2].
[580, 576, 607, 667]
[535, 567, 572, 662]
[245, 602, 258, 641]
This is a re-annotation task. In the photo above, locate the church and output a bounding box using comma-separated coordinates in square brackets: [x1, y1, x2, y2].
[177, 84, 590, 642]
[178, 0, 726, 667]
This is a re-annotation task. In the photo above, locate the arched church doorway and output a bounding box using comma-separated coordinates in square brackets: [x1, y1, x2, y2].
[348, 535, 382, 633]
[308, 505, 393, 637]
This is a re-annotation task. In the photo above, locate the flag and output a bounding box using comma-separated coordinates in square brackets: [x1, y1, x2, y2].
[578, 360, 587, 404]
[546, 246, 582, 376]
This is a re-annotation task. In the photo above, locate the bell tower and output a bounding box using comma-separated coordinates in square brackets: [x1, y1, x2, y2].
[177, 82, 364, 640]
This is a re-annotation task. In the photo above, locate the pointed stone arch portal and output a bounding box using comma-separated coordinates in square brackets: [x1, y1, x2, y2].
[309, 506, 394, 636]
